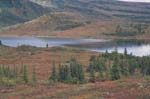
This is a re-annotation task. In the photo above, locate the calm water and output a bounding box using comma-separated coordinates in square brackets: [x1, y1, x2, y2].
[0, 37, 150, 57]
[0, 37, 109, 47]
[87, 43, 150, 57]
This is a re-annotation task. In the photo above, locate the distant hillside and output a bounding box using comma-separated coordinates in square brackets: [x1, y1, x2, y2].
[1, 0, 150, 39]
[0, 0, 50, 28]
[1, 11, 150, 39]
[30, 0, 150, 22]
[1, 0, 150, 28]
[0, 12, 90, 36]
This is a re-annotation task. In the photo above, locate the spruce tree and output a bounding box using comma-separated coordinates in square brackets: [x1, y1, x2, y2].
[65, 65, 72, 83]
[89, 64, 95, 82]
[32, 66, 37, 86]
[128, 59, 137, 75]
[69, 57, 78, 78]
[0, 66, 1, 75]
[77, 64, 85, 83]
[6, 66, 10, 78]
[50, 62, 58, 82]
[97, 58, 106, 79]
[58, 64, 62, 81]
[13, 65, 18, 79]
[58, 65, 65, 82]
[111, 55, 120, 80]
[0, 40, 2, 45]
[111, 64, 120, 80]
[141, 57, 150, 76]
[22, 65, 28, 83]
[105, 50, 109, 58]
[124, 48, 128, 56]
[120, 60, 129, 77]
[3, 66, 6, 77]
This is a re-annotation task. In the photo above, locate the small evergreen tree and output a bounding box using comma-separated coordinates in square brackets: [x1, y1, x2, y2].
[128, 59, 137, 75]
[69, 57, 78, 78]
[120, 60, 129, 77]
[58, 65, 65, 82]
[111, 55, 120, 80]
[124, 48, 128, 56]
[13, 65, 18, 79]
[77, 64, 85, 83]
[0, 40, 2, 45]
[111, 64, 120, 80]
[104, 50, 109, 58]
[97, 58, 106, 79]
[50, 62, 58, 82]
[89, 64, 95, 82]
[32, 66, 37, 86]
[22, 65, 28, 83]
[65, 65, 72, 83]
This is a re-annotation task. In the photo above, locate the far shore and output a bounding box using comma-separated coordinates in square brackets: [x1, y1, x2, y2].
[0, 34, 150, 42]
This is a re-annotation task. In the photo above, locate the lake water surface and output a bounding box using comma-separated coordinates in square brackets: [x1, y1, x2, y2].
[0, 37, 150, 57]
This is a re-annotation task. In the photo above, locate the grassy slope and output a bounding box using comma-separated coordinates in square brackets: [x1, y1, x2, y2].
[30, 0, 150, 22]
[0, 45, 149, 99]
[1, 0, 150, 39]
[1, 16, 150, 40]
[0, 78, 149, 99]
[0, 12, 91, 36]
[0, 0, 50, 28]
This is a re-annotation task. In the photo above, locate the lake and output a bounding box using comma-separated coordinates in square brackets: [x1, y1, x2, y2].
[0, 37, 150, 57]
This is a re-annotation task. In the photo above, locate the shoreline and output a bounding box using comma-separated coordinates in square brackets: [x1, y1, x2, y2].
[0, 35, 150, 41]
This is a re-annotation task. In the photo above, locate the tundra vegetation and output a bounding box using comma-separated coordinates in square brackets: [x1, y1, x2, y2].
[1, 48, 149, 86]
[50, 49, 150, 83]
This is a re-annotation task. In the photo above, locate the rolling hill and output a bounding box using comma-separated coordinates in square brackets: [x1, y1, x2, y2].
[0, 0, 150, 39]
[30, 0, 150, 22]
[0, 12, 92, 36]
[0, 0, 50, 28]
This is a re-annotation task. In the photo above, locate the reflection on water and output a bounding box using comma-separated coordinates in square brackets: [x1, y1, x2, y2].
[86, 40, 150, 57]
[88, 44, 150, 57]
[0, 37, 109, 47]
[0, 37, 150, 57]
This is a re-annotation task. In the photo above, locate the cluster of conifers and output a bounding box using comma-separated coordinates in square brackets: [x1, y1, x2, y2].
[50, 49, 150, 83]
[0, 65, 36, 86]
[0, 49, 150, 86]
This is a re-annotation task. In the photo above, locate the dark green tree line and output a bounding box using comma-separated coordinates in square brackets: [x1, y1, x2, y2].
[50, 58, 85, 84]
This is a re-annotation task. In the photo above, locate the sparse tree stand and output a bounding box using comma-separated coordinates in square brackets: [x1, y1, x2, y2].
[69, 58, 85, 84]
[50, 58, 85, 84]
